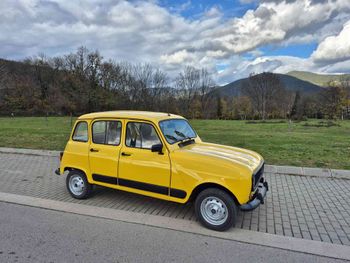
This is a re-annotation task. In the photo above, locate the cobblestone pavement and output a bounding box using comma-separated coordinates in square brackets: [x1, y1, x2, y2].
[0, 152, 349, 246]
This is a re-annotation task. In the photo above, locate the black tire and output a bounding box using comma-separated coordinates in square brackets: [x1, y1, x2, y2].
[66, 170, 92, 199]
[195, 188, 237, 231]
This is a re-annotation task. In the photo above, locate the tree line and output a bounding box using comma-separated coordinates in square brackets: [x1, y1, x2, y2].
[226, 72, 350, 120]
[0, 47, 349, 120]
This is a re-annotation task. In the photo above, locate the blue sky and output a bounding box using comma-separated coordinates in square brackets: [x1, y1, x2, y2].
[260, 43, 318, 58]
[0, 0, 349, 84]
[159, 0, 258, 19]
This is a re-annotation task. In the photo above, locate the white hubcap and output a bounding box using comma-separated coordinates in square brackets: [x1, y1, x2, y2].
[200, 196, 228, 226]
[69, 175, 85, 196]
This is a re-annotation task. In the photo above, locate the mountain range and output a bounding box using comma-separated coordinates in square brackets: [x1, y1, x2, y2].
[286, 71, 350, 87]
[214, 71, 350, 98]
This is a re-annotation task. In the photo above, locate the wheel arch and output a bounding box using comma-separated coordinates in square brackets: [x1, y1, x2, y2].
[189, 183, 240, 206]
[64, 167, 87, 176]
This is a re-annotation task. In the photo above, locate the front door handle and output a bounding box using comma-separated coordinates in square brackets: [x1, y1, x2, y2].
[121, 152, 132, 156]
[90, 148, 99, 152]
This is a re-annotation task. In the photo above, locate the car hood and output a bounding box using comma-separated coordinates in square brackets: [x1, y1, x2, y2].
[178, 142, 263, 173]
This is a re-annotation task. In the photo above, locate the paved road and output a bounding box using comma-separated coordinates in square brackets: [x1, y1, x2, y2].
[0, 152, 350, 245]
[0, 202, 348, 263]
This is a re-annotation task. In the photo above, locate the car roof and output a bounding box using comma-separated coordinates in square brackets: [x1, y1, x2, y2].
[78, 110, 184, 122]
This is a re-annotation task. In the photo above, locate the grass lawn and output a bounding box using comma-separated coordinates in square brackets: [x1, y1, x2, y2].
[0, 117, 349, 169]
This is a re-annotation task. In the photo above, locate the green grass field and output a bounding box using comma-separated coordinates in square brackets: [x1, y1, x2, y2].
[0, 117, 349, 169]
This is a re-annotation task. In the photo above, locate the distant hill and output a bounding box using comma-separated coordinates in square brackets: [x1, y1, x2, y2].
[0, 58, 34, 75]
[0, 58, 39, 91]
[213, 73, 323, 98]
[287, 71, 350, 87]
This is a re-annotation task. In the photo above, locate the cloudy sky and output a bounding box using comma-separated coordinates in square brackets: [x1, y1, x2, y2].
[0, 0, 350, 84]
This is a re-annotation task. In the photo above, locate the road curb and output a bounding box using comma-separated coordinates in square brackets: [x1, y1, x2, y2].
[0, 147, 60, 157]
[0, 192, 349, 261]
[266, 165, 350, 180]
[1, 147, 349, 179]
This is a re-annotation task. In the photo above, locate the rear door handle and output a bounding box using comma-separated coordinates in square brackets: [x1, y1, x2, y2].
[121, 152, 132, 156]
[90, 148, 99, 152]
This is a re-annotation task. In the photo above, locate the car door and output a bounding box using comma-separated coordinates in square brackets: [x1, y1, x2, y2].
[118, 120, 171, 195]
[88, 119, 123, 184]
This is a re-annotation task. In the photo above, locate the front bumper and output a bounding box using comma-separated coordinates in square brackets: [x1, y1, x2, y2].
[240, 178, 269, 211]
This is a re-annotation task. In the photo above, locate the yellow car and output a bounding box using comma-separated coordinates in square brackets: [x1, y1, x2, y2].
[56, 111, 268, 231]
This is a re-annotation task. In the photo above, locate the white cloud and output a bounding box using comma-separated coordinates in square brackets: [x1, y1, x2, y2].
[159, 0, 350, 80]
[0, 0, 349, 84]
[160, 49, 195, 64]
[312, 21, 350, 64]
[187, 0, 350, 55]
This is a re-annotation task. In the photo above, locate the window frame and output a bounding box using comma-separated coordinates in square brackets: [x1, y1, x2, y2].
[72, 121, 89, 143]
[91, 120, 122, 146]
[125, 121, 162, 150]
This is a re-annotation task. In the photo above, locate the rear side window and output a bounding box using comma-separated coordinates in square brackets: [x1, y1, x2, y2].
[72, 122, 88, 142]
[92, 121, 122, 145]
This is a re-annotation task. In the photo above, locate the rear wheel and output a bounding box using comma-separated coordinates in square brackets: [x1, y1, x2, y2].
[195, 188, 237, 231]
[66, 170, 92, 199]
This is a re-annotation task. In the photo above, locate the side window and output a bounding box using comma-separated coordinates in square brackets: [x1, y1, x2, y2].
[92, 121, 106, 144]
[126, 122, 161, 149]
[92, 121, 121, 145]
[72, 122, 88, 142]
[106, 121, 122, 145]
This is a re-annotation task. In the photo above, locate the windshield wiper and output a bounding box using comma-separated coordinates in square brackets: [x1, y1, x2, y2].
[165, 134, 178, 142]
[178, 138, 195, 147]
[175, 130, 187, 138]
[175, 130, 194, 143]
[177, 137, 195, 147]
[166, 131, 195, 147]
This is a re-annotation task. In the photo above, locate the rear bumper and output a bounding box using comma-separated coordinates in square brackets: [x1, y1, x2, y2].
[54, 168, 60, 175]
[240, 178, 268, 211]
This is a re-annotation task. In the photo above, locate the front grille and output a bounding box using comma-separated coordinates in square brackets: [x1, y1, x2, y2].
[252, 163, 264, 190]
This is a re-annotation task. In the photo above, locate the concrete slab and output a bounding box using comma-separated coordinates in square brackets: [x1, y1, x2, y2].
[331, 169, 350, 180]
[264, 165, 276, 173]
[303, 167, 331, 178]
[275, 165, 303, 175]
[0, 192, 350, 261]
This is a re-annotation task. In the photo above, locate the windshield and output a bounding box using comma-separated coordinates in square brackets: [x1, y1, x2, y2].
[159, 119, 197, 144]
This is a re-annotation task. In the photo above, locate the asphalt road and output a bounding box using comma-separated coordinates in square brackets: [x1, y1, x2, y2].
[0, 202, 347, 263]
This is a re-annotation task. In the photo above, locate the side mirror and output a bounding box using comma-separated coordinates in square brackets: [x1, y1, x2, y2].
[151, 144, 163, 154]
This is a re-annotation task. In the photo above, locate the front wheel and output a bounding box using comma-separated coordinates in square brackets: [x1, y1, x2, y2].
[66, 170, 92, 199]
[195, 188, 237, 231]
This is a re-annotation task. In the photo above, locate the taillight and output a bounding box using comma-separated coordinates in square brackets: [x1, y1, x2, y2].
[59, 152, 63, 161]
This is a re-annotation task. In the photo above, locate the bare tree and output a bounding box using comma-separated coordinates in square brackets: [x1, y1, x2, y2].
[279, 90, 295, 119]
[149, 68, 168, 111]
[233, 96, 252, 120]
[320, 84, 347, 120]
[175, 66, 200, 117]
[339, 76, 350, 119]
[0, 60, 9, 91]
[242, 72, 286, 120]
[131, 63, 154, 109]
[24, 54, 56, 114]
[198, 68, 215, 119]
[0, 60, 9, 110]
